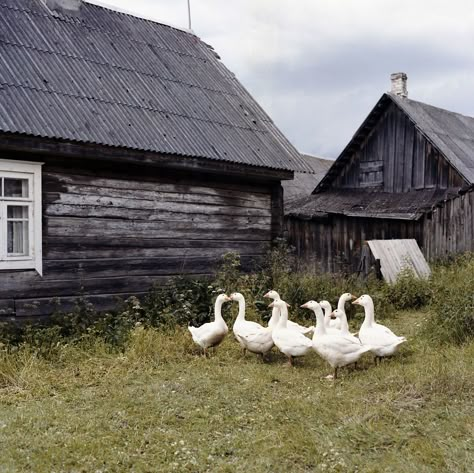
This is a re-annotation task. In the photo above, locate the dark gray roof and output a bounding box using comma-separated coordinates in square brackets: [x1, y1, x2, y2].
[286, 188, 459, 220]
[0, 0, 312, 172]
[283, 154, 332, 205]
[390, 93, 474, 184]
[317, 93, 474, 191]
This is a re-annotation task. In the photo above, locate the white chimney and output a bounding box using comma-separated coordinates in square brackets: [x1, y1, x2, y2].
[390, 72, 408, 98]
[43, 0, 82, 15]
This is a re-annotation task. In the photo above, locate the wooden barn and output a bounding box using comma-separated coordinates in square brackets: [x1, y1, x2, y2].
[0, 0, 312, 318]
[282, 153, 332, 207]
[286, 73, 474, 274]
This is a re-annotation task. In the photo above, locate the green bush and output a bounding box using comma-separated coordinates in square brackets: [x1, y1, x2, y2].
[385, 267, 432, 310]
[3, 245, 473, 352]
[425, 254, 474, 344]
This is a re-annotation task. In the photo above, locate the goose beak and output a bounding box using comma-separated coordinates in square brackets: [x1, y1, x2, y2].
[268, 302, 274, 308]
[224, 295, 232, 302]
[263, 291, 271, 298]
[352, 297, 361, 305]
[286, 303, 291, 308]
[300, 303, 309, 309]
[351, 294, 357, 300]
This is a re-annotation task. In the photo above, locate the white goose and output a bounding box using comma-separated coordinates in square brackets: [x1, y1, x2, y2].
[188, 294, 231, 355]
[301, 300, 372, 379]
[230, 292, 274, 357]
[335, 292, 357, 329]
[264, 290, 314, 334]
[270, 299, 313, 366]
[320, 300, 340, 335]
[353, 294, 407, 362]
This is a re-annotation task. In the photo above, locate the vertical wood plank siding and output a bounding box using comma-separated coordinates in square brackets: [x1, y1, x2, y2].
[287, 101, 472, 275]
[332, 103, 465, 191]
[286, 189, 474, 274]
[0, 160, 275, 316]
[286, 216, 422, 274]
[422, 191, 474, 259]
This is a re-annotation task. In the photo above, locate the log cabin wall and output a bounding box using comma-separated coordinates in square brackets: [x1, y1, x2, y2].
[286, 215, 422, 274]
[422, 190, 474, 260]
[0, 155, 280, 317]
[332, 103, 465, 192]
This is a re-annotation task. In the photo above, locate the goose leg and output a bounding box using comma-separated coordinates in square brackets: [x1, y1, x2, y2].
[334, 367, 338, 379]
[288, 355, 294, 367]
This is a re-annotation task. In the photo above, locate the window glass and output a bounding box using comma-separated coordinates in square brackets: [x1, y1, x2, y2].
[7, 205, 29, 219]
[4, 178, 29, 198]
[7, 221, 29, 255]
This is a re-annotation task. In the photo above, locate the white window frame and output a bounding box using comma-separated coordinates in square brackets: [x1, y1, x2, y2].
[0, 159, 43, 275]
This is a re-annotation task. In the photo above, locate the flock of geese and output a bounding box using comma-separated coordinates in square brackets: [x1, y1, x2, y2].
[188, 290, 407, 379]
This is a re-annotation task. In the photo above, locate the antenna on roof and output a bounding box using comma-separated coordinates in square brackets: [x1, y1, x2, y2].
[187, 0, 192, 30]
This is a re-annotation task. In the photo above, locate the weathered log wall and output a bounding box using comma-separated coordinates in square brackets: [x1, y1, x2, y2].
[0, 158, 280, 317]
[286, 215, 422, 274]
[422, 190, 474, 260]
[333, 103, 465, 192]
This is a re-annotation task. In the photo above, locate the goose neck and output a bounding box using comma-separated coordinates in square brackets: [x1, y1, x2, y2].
[236, 298, 246, 321]
[313, 306, 326, 339]
[361, 301, 375, 327]
[268, 306, 280, 329]
[277, 305, 288, 329]
[338, 311, 350, 335]
[214, 299, 225, 324]
[337, 297, 347, 312]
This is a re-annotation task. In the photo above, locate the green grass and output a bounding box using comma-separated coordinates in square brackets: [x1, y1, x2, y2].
[0, 311, 473, 473]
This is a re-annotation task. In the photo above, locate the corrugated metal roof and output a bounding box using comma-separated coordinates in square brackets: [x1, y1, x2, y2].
[286, 188, 458, 220]
[390, 94, 474, 185]
[0, 0, 312, 172]
[316, 93, 474, 191]
[283, 154, 333, 205]
[367, 239, 431, 284]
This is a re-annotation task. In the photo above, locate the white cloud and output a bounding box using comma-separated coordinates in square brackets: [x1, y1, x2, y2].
[86, 0, 474, 157]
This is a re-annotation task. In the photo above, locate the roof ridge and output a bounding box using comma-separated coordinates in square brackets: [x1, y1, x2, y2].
[389, 92, 474, 122]
[0, 2, 205, 62]
[85, 1, 193, 35]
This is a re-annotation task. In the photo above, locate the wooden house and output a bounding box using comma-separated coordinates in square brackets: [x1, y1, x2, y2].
[282, 154, 332, 207]
[286, 73, 474, 273]
[0, 0, 312, 318]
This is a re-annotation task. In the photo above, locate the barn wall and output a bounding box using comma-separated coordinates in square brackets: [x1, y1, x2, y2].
[333, 103, 466, 192]
[286, 215, 422, 274]
[422, 190, 474, 260]
[0, 158, 278, 317]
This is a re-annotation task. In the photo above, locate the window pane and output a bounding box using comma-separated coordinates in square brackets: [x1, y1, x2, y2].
[7, 205, 28, 219]
[7, 221, 29, 255]
[4, 178, 29, 198]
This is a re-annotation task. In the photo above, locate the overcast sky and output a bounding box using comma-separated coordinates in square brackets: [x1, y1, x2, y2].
[91, 0, 474, 159]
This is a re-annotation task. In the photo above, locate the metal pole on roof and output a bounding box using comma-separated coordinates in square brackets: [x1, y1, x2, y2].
[187, 0, 192, 30]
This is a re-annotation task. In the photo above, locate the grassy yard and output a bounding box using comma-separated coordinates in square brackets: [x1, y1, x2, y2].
[0, 310, 473, 473]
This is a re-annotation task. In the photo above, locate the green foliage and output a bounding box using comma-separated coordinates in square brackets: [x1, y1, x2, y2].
[425, 253, 474, 344]
[1, 246, 473, 352]
[384, 267, 432, 310]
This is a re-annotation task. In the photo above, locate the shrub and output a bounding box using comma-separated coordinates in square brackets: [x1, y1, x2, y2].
[425, 253, 474, 344]
[385, 267, 432, 310]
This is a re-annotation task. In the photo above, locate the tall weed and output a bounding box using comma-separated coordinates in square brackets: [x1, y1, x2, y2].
[425, 253, 474, 344]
